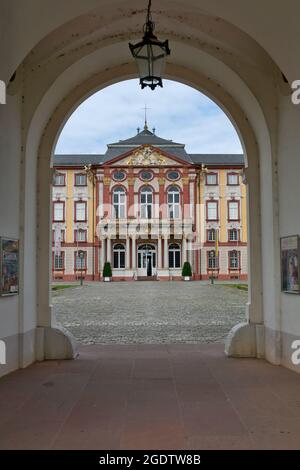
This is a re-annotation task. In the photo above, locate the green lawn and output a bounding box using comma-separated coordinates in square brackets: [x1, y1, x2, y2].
[52, 284, 75, 291]
[219, 283, 248, 291]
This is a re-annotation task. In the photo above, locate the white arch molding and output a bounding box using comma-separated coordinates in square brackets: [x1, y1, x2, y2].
[31, 57, 268, 362]
[4, 1, 300, 378]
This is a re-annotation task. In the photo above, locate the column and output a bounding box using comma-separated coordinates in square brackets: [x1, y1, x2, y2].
[132, 236, 136, 270]
[107, 237, 111, 263]
[182, 237, 187, 263]
[158, 237, 162, 269]
[101, 238, 106, 270]
[163, 236, 168, 269]
[126, 237, 130, 269]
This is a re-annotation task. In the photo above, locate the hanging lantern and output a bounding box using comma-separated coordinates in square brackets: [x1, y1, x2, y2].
[129, 0, 170, 91]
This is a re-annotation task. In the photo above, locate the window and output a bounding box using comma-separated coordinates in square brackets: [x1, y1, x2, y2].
[168, 186, 180, 219]
[169, 243, 181, 268]
[207, 229, 216, 242]
[208, 250, 218, 269]
[206, 201, 218, 221]
[113, 244, 125, 269]
[53, 201, 65, 222]
[75, 174, 87, 186]
[112, 171, 126, 182]
[54, 253, 64, 270]
[228, 200, 239, 221]
[53, 173, 65, 186]
[53, 229, 65, 243]
[75, 201, 87, 222]
[140, 170, 153, 182]
[167, 170, 180, 181]
[229, 250, 240, 269]
[229, 228, 239, 242]
[113, 187, 126, 219]
[206, 173, 218, 185]
[75, 251, 87, 270]
[75, 229, 87, 242]
[227, 173, 239, 186]
[140, 187, 153, 219]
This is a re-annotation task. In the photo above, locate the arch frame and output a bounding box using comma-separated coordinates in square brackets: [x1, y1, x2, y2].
[30, 61, 267, 362]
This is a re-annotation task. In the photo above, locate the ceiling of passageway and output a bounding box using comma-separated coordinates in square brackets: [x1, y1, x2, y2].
[2, 0, 300, 83]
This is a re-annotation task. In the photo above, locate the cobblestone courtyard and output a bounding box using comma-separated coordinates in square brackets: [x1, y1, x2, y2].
[52, 281, 247, 344]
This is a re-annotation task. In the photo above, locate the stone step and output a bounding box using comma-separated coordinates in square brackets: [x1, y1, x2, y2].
[137, 276, 157, 281]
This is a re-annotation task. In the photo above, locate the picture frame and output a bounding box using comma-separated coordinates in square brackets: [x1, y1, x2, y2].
[0, 237, 19, 296]
[281, 235, 300, 294]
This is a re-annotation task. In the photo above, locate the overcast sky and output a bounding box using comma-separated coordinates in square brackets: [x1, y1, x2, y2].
[55, 79, 242, 155]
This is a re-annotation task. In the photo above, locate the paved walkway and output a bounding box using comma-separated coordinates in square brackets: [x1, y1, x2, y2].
[53, 281, 247, 344]
[1, 344, 300, 449]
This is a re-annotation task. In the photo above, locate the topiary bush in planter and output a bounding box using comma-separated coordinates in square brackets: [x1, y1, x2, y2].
[103, 262, 112, 281]
[182, 261, 192, 279]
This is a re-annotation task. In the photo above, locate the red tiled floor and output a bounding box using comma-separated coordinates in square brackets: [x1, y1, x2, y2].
[1, 344, 300, 450]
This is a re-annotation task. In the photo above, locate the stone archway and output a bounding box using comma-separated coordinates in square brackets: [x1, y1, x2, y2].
[11, 1, 284, 370]
[32, 60, 268, 362]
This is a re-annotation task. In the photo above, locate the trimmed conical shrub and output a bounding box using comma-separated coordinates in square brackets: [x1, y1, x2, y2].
[103, 261, 112, 277]
[182, 261, 192, 277]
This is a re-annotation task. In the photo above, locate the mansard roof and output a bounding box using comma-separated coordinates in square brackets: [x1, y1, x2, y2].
[103, 126, 192, 164]
[190, 154, 244, 165]
[53, 125, 244, 167]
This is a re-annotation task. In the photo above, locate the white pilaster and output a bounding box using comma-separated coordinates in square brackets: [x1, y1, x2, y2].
[164, 237, 168, 269]
[101, 238, 106, 269]
[126, 237, 130, 269]
[158, 237, 162, 269]
[182, 237, 187, 263]
[107, 237, 111, 263]
[132, 236, 136, 270]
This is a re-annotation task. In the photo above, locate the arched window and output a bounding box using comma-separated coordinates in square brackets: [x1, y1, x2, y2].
[113, 187, 126, 219]
[207, 228, 216, 242]
[168, 186, 180, 219]
[169, 243, 181, 268]
[140, 187, 153, 219]
[113, 243, 125, 269]
[228, 228, 239, 242]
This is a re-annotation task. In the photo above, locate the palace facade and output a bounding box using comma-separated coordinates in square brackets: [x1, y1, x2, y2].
[52, 124, 247, 281]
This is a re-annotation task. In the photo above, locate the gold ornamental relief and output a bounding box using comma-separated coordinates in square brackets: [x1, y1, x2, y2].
[126, 146, 168, 166]
[103, 177, 111, 186]
[127, 176, 135, 185]
[182, 176, 190, 185]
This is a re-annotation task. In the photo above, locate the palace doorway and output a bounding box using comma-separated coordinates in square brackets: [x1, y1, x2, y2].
[137, 244, 157, 277]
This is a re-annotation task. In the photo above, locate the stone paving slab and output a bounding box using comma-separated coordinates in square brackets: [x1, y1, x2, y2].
[52, 281, 247, 344]
[1, 343, 300, 450]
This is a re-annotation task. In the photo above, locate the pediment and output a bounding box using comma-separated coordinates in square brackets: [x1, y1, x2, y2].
[111, 146, 182, 167]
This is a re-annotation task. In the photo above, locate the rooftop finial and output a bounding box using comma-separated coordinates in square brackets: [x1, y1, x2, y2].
[142, 104, 151, 130]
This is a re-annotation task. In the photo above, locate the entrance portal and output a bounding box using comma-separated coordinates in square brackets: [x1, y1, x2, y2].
[138, 244, 157, 277]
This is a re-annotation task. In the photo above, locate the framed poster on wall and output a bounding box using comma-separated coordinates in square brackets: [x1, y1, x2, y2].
[281, 235, 300, 294]
[0, 238, 19, 296]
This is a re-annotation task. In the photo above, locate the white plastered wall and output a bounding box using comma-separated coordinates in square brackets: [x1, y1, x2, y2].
[1, 0, 300, 376]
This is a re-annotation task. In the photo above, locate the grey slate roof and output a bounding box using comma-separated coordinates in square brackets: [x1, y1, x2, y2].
[53, 128, 244, 167]
[104, 127, 192, 163]
[53, 155, 105, 166]
[190, 154, 244, 165]
[108, 127, 184, 147]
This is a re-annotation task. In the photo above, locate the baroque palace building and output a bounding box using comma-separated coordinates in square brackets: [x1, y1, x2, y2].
[52, 123, 247, 281]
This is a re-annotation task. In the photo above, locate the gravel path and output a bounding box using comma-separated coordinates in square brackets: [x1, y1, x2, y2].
[52, 281, 247, 344]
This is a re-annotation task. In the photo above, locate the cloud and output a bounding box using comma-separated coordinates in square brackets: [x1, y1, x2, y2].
[55, 79, 243, 155]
